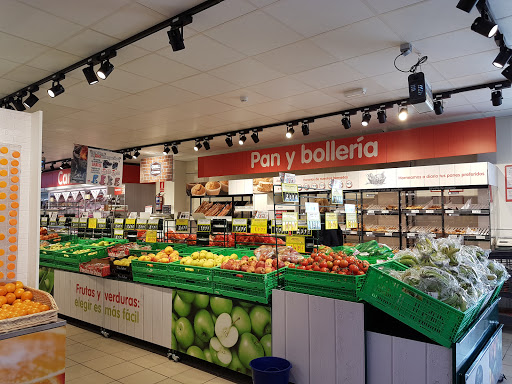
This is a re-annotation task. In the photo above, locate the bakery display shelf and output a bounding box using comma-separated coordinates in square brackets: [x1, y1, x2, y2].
[363, 231, 401, 238]
[445, 209, 490, 215]
[364, 209, 399, 215]
[404, 209, 443, 215]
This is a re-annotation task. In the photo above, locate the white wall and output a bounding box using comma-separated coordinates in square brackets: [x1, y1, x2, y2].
[153, 160, 187, 215]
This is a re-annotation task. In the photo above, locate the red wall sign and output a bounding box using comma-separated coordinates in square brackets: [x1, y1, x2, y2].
[198, 117, 497, 178]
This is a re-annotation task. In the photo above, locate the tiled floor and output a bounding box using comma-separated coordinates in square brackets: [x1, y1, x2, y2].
[502, 326, 512, 381]
[65, 322, 250, 384]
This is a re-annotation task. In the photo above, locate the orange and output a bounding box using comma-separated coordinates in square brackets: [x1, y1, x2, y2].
[0, 287, 6, 297]
[0, 204, 5, 211]
[21, 291, 32, 301]
[0, 159, 6, 166]
[0, 193, 5, 199]
[9, 195, 17, 201]
[0, 297, 6, 307]
[5, 293, 15, 304]
[40, 304, 50, 312]
[0, 181, 5, 188]
[12, 300, 21, 307]
[8, 255, 15, 262]
[26, 308, 37, 315]
[1, 304, 10, 309]
[7, 263, 15, 271]
[17, 309, 27, 316]
[8, 236, 16, 243]
[0, 148, 7, 154]
[6, 272, 15, 280]
[0, 249, 4, 256]
[10, 160, 18, 167]
[0, 216, 4, 223]
[10, 169, 17, 175]
[10, 202, 18, 209]
[9, 245, 17, 252]
[10, 176, 18, 183]
[15, 281, 23, 289]
[0, 171, 6, 177]
[8, 228, 16, 235]
[10, 185, 17, 192]
[9, 211, 17, 218]
[14, 288, 24, 299]
[9, 219, 16, 226]
[0, 261, 4, 268]
[12, 151, 19, 158]
[5, 283, 15, 293]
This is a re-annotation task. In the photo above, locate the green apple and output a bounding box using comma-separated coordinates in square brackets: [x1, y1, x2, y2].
[171, 332, 178, 350]
[194, 334, 206, 349]
[210, 296, 233, 316]
[194, 309, 215, 343]
[260, 334, 272, 357]
[231, 306, 251, 335]
[238, 332, 265, 369]
[177, 290, 196, 304]
[228, 350, 247, 374]
[171, 313, 178, 334]
[174, 294, 192, 318]
[193, 293, 210, 309]
[203, 348, 213, 363]
[250, 306, 271, 338]
[212, 313, 217, 324]
[215, 313, 239, 348]
[187, 345, 206, 360]
[209, 337, 232, 367]
[175, 317, 194, 349]
[238, 301, 254, 311]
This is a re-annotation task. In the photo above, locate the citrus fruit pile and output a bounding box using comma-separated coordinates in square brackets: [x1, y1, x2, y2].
[0, 282, 50, 319]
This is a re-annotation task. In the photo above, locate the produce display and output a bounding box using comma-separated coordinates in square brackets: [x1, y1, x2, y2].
[291, 250, 369, 275]
[40, 242, 72, 251]
[171, 290, 271, 374]
[90, 240, 115, 247]
[253, 245, 303, 264]
[391, 236, 508, 311]
[136, 246, 180, 263]
[0, 282, 50, 319]
[180, 250, 237, 268]
[221, 255, 284, 274]
[69, 248, 92, 255]
[113, 255, 139, 266]
[40, 228, 60, 241]
[211, 234, 286, 248]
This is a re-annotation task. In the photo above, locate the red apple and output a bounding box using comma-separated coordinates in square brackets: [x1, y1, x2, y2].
[265, 267, 273, 274]
[247, 266, 256, 273]
[256, 261, 265, 269]
[241, 265, 249, 272]
[255, 267, 265, 274]
[241, 256, 249, 262]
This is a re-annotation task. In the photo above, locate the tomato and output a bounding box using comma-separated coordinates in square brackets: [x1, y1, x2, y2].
[339, 260, 349, 268]
[314, 256, 322, 263]
[330, 271, 337, 274]
[288, 264, 296, 269]
[318, 253, 326, 258]
[349, 264, 360, 273]
[306, 265, 313, 270]
[313, 265, 321, 272]
[333, 260, 342, 267]
[358, 271, 365, 275]
[338, 270, 347, 275]
[346, 256, 356, 265]
[301, 260, 308, 267]
[325, 255, 333, 262]
[320, 267, 329, 273]
[319, 261, 327, 269]
[332, 266, 340, 272]
[326, 261, 333, 269]
[360, 260, 370, 272]
[307, 258, 314, 264]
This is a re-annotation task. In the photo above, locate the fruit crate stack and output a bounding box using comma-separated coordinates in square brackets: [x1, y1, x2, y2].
[53, 246, 105, 272]
[131, 259, 172, 287]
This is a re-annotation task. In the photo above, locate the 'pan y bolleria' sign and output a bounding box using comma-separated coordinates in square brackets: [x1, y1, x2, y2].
[198, 117, 497, 177]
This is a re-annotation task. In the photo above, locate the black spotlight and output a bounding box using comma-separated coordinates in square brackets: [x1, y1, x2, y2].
[341, 115, 351, 129]
[225, 135, 233, 147]
[132, 149, 140, 159]
[123, 153, 131, 160]
[493, 48, 512, 68]
[13, 97, 26, 112]
[203, 139, 210, 150]
[285, 125, 294, 139]
[97, 60, 114, 80]
[471, 17, 498, 38]
[456, 0, 478, 13]
[48, 81, 65, 98]
[251, 131, 260, 143]
[239, 134, 246, 145]
[163, 145, 170, 155]
[361, 111, 371, 127]
[59, 163, 64, 170]
[23, 88, 39, 109]
[83, 65, 99, 85]
[502, 65, 512, 81]
[434, 100, 444, 115]
[171, 144, 179, 154]
[50, 163, 55, 171]
[3, 99, 14, 110]
[301, 122, 310, 136]
[168, 28, 185, 52]
[492, 90, 503, 106]
[377, 109, 387, 124]
[194, 140, 202, 151]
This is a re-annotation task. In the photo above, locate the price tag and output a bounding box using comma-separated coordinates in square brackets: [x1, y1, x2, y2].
[307, 212, 321, 231]
[472, 210, 482, 214]
[113, 229, 124, 239]
[367, 210, 375, 215]
[49, 216, 57, 226]
[426, 210, 434, 214]
[350, 231, 358, 235]
[366, 231, 374, 237]
[445, 210, 454, 214]
[282, 212, 298, 232]
[385, 232, 393, 237]
[325, 212, 338, 230]
[331, 190, 343, 204]
[114, 218, 124, 229]
[407, 233, 416, 238]
[251, 218, 268, 234]
[79, 218, 88, 228]
[286, 235, 305, 253]
[407, 213, 416, 216]
[97, 218, 107, 229]
[296, 220, 312, 236]
[381, 210, 389, 214]
[58, 217, 67, 226]
[448, 235, 458, 239]
[136, 219, 148, 230]
[40, 217, 48, 226]
[411, 210, 420, 213]
[282, 183, 299, 203]
[345, 212, 358, 229]
[232, 218, 248, 233]
[476, 235, 486, 240]
[176, 219, 189, 233]
[88, 218, 97, 229]
[125, 218, 136, 230]
[148, 219, 159, 230]
[197, 219, 211, 233]
[71, 217, 79, 227]
[272, 221, 284, 235]
[145, 230, 157, 243]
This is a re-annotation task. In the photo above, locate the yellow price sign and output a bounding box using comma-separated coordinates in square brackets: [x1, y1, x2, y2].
[146, 230, 157, 243]
[88, 218, 97, 229]
[345, 212, 358, 229]
[176, 219, 189, 233]
[125, 218, 136, 229]
[325, 213, 338, 230]
[251, 219, 268, 234]
[286, 235, 305, 253]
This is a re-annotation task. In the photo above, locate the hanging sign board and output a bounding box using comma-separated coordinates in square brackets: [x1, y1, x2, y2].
[40, 217, 48, 226]
[148, 219, 159, 230]
[58, 216, 67, 226]
[71, 217, 79, 227]
[282, 212, 298, 232]
[250, 218, 268, 234]
[296, 220, 312, 236]
[282, 183, 299, 203]
[114, 218, 124, 229]
[307, 212, 321, 231]
[136, 219, 148, 230]
[325, 212, 338, 230]
[145, 230, 157, 243]
[176, 219, 189, 233]
[97, 218, 107, 229]
[79, 218, 88, 228]
[113, 229, 124, 239]
[125, 218, 136, 230]
[345, 204, 358, 229]
[197, 219, 211, 233]
[88, 218, 97, 229]
[86, 147, 123, 187]
[286, 235, 305, 253]
[331, 179, 343, 204]
[232, 218, 248, 233]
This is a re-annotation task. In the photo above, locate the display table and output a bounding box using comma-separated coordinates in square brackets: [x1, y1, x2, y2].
[0, 320, 66, 383]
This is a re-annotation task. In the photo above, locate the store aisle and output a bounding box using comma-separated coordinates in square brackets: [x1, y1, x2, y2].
[65, 323, 249, 384]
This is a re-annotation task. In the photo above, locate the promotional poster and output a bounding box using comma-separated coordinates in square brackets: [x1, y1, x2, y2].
[86, 148, 123, 187]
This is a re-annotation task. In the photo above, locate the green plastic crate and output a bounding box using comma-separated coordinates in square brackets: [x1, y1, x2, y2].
[132, 272, 171, 287]
[171, 275, 213, 294]
[490, 280, 505, 304]
[219, 249, 255, 258]
[359, 261, 487, 348]
[131, 259, 171, 277]
[169, 261, 215, 281]
[40, 253, 54, 264]
[55, 247, 103, 264]
[213, 281, 273, 304]
[283, 267, 366, 302]
[212, 267, 280, 291]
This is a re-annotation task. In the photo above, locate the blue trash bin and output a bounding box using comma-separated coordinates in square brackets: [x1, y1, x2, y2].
[250, 356, 292, 384]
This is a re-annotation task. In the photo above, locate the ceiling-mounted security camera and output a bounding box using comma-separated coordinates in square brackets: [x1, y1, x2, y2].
[240, 95, 249, 103]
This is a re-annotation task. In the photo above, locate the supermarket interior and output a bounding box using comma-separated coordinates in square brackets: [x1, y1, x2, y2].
[3, 0, 512, 383]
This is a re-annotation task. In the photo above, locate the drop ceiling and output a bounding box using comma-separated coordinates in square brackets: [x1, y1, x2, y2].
[1, 0, 512, 162]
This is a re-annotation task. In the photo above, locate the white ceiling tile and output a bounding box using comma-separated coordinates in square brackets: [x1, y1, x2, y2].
[114, 45, 151, 66]
[165, 99, 236, 120]
[372, 64, 444, 91]
[379, 0, 475, 41]
[159, 34, 246, 72]
[209, 58, 284, 87]
[254, 40, 337, 75]
[364, 0, 424, 14]
[265, 0, 374, 38]
[449, 72, 504, 88]
[98, 69, 162, 94]
[436, 104, 480, 117]
[91, 3, 167, 40]
[2, 65, 52, 86]
[112, 84, 201, 111]
[135, 0, 204, 16]
[192, 0, 256, 32]
[65, 110, 122, 124]
[0, 78, 28, 95]
[498, 16, 512, 44]
[442, 93, 471, 108]
[193, 115, 232, 128]
[204, 11, 302, 56]
[133, 30, 169, 51]
[40, 93, 99, 110]
[211, 109, 264, 123]
[432, 50, 502, 79]
[172, 73, 239, 97]
[19, 0, 130, 26]
[302, 101, 354, 116]
[120, 53, 199, 83]
[344, 46, 415, 77]
[473, 96, 512, 112]
[284, 91, 340, 109]
[312, 17, 401, 61]
[32, 101, 81, 122]
[26, 49, 82, 72]
[212, 89, 272, 107]
[84, 103, 140, 119]
[292, 62, 365, 89]
[271, 110, 308, 122]
[248, 77, 313, 99]
[0, 59, 21, 77]
[0, 32, 49, 64]
[489, 0, 512, 19]
[57, 30, 120, 58]
[66, 82, 130, 102]
[322, 78, 392, 102]
[0, 0, 83, 46]
[248, 0, 278, 7]
[244, 99, 297, 115]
